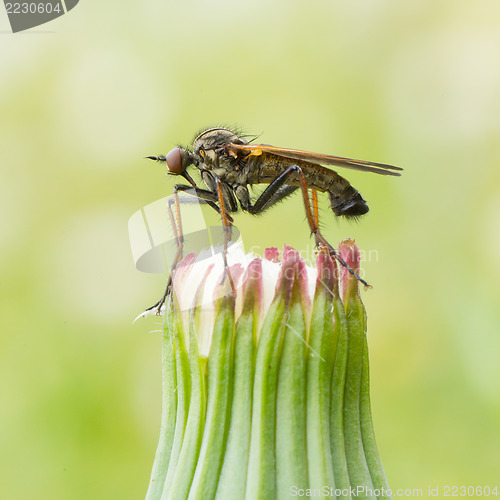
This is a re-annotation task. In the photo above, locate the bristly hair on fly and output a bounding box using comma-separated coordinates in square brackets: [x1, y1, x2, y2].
[191, 124, 260, 146]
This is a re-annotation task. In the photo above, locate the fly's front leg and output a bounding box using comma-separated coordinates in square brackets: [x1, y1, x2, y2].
[146, 190, 185, 314]
[145, 184, 226, 314]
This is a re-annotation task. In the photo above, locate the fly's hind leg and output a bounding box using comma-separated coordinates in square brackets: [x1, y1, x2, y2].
[311, 188, 320, 228]
[240, 165, 370, 288]
[292, 167, 370, 288]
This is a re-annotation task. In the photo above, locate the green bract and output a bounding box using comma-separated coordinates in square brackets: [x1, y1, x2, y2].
[145, 242, 391, 500]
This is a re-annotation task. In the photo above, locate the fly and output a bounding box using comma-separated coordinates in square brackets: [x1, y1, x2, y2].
[146, 127, 402, 312]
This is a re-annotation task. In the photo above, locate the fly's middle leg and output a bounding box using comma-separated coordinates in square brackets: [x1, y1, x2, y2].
[173, 184, 234, 224]
[215, 178, 236, 295]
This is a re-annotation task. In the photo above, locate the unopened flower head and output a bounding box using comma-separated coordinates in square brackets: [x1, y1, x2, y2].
[143, 241, 391, 500]
[168, 244, 318, 357]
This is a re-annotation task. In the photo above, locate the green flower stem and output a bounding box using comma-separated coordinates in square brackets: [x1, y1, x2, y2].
[164, 308, 206, 500]
[343, 292, 375, 499]
[330, 294, 351, 498]
[360, 340, 391, 499]
[187, 297, 235, 500]
[246, 295, 287, 499]
[215, 300, 256, 499]
[145, 306, 178, 500]
[276, 283, 308, 498]
[161, 310, 191, 496]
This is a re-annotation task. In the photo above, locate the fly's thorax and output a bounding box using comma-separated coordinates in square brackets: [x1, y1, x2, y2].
[191, 129, 247, 185]
[195, 149, 247, 186]
[192, 128, 247, 154]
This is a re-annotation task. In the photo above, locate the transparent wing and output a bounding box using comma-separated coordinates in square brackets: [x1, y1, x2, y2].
[227, 143, 403, 176]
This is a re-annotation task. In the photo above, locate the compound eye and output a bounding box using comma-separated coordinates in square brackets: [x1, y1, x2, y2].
[165, 147, 183, 173]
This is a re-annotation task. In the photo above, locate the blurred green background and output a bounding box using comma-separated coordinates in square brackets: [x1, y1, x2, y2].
[1, 1, 499, 498]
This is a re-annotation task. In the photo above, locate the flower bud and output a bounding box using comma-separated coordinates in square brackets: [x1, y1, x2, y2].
[143, 242, 391, 500]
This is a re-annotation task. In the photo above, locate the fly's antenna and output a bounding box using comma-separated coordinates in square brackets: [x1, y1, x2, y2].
[145, 155, 167, 163]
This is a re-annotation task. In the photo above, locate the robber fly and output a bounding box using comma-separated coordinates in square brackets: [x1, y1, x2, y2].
[146, 127, 402, 312]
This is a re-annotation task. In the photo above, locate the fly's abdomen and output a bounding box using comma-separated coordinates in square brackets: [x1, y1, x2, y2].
[248, 154, 336, 191]
[248, 153, 369, 218]
[328, 185, 369, 218]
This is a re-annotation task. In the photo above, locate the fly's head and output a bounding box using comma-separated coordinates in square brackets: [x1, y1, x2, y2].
[146, 147, 197, 186]
[146, 127, 249, 181]
[166, 146, 193, 174]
